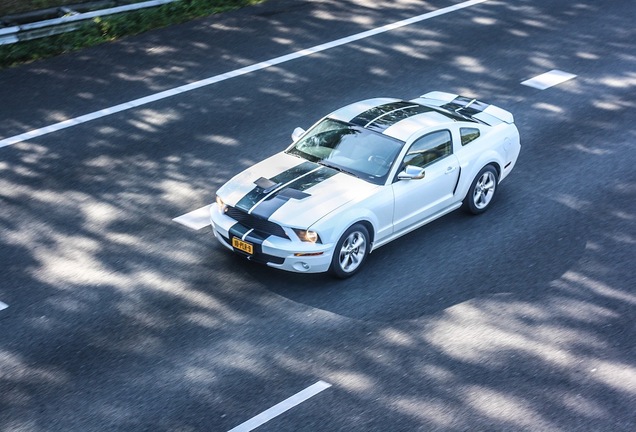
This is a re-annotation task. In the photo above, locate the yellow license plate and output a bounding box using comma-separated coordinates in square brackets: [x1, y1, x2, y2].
[232, 237, 253, 254]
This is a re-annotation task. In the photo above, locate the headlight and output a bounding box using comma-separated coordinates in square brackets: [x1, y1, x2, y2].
[293, 229, 321, 243]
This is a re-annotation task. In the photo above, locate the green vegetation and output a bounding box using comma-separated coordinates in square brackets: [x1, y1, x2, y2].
[0, 0, 264, 68]
[1, 1, 83, 16]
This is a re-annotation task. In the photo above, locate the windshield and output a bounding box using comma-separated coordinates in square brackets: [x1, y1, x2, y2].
[286, 118, 403, 185]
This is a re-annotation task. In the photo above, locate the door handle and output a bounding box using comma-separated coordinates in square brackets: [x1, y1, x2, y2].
[445, 166, 456, 174]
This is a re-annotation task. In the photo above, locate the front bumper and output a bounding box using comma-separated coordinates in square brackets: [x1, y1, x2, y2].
[210, 204, 333, 274]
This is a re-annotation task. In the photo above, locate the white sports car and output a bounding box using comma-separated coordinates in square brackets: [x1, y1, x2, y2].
[211, 91, 520, 278]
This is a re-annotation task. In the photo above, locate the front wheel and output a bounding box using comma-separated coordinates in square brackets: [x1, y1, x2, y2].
[464, 165, 498, 214]
[329, 223, 370, 279]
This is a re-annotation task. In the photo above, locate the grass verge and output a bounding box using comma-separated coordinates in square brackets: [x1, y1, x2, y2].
[0, 0, 264, 68]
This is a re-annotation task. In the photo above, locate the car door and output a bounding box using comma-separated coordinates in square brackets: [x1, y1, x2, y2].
[391, 130, 460, 234]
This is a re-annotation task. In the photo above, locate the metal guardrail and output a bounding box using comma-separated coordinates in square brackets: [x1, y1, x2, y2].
[0, 0, 178, 45]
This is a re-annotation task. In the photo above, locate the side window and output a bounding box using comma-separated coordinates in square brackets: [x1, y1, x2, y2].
[403, 130, 452, 168]
[460, 127, 480, 146]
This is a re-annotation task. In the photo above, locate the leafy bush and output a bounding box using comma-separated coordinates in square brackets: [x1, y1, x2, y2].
[0, 0, 263, 68]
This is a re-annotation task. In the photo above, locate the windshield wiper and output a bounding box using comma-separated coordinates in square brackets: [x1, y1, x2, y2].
[318, 161, 359, 178]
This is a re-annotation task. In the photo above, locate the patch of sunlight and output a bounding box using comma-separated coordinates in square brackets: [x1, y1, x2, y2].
[390, 397, 454, 427]
[215, 341, 266, 371]
[183, 366, 217, 384]
[80, 201, 122, 225]
[329, 370, 376, 391]
[157, 179, 200, 204]
[521, 19, 549, 28]
[565, 143, 612, 155]
[598, 73, 636, 89]
[606, 232, 635, 245]
[138, 270, 246, 321]
[533, 102, 563, 113]
[418, 364, 454, 382]
[272, 37, 294, 45]
[211, 22, 244, 32]
[45, 297, 89, 313]
[508, 29, 529, 37]
[96, 125, 119, 134]
[593, 361, 636, 394]
[472, 17, 497, 25]
[183, 312, 222, 329]
[424, 299, 609, 368]
[378, 327, 415, 347]
[108, 232, 141, 247]
[358, 46, 385, 56]
[0, 350, 70, 385]
[47, 111, 72, 122]
[392, 43, 430, 59]
[259, 86, 302, 100]
[611, 210, 634, 221]
[563, 271, 636, 304]
[369, 66, 389, 77]
[410, 38, 444, 50]
[454, 56, 487, 73]
[10, 165, 40, 178]
[128, 108, 181, 132]
[465, 386, 554, 429]
[145, 45, 177, 55]
[0, 420, 39, 432]
[576, 52, 599, 60]
[553, 193, 591, 211]
[561, 393, 608, 417]
[32, 235, 121, 288]
[118, 303, 170, 330]
[592, 100, 629, 111]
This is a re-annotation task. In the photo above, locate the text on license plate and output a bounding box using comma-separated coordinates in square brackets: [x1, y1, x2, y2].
[232, 237, 253, 254]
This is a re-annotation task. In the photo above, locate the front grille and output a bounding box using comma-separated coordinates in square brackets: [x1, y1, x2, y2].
[225, 206, 289, 239]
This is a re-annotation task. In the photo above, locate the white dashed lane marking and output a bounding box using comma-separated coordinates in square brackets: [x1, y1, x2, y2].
[227, 381, 332, 432]
[0, 0, 490, 148]
[172, 205, 212, 230]
[521, 69, 577, 90]
[0, 301, 8, 311]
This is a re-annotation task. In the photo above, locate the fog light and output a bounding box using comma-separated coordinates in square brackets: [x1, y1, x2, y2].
[292, 262, 311, 272]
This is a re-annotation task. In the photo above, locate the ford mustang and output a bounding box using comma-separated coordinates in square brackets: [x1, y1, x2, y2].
[210, 91, 520, 278]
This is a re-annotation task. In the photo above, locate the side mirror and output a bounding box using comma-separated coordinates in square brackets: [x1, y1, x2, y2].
[291, 127, 306, 142]
[398, 165, 426, 180]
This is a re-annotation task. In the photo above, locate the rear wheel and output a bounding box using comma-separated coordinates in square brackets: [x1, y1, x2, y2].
[329, 223, 370, 279]
[464, 165, 498, 214]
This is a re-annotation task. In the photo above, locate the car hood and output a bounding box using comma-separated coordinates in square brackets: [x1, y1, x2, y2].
[218, 152, 379, 228]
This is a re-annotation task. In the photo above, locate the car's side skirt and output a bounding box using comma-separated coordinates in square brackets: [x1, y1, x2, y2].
[371, 201, 463, 251]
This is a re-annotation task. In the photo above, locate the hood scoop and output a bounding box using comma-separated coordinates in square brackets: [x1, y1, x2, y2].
[254, 177, 311, 201]
[254, 177, 281, 194]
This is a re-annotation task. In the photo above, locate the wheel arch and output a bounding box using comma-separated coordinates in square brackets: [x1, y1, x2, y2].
[311, 207, 380, 248]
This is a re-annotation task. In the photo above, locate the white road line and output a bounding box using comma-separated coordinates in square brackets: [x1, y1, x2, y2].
[172, 204, 212, 230]
[521, 69, 577, 90]
[0, 0, 490, 149]
[228, 381, 332, 432]
[0, 301, 8, 311]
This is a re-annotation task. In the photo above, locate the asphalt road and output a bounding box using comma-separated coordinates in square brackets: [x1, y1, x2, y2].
[1, 0, 635, 430]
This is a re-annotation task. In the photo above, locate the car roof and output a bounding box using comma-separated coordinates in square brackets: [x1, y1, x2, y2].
[328, 98, 464, 142]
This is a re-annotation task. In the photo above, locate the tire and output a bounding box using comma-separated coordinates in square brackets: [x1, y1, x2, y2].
[329, 223, 370, 279]
[464, 165, 498, 215]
